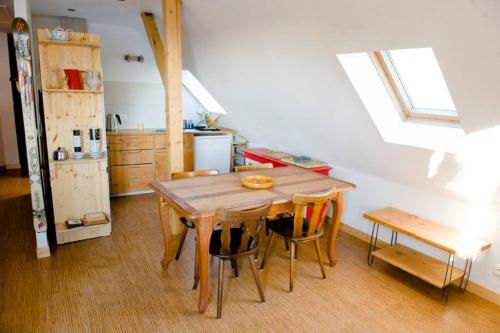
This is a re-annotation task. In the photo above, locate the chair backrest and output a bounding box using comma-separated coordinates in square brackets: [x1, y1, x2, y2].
[172, 169, 219, 180]
[234, 163, 273, 172]
[215, 202, 272, 255]
[291, 188, 336, 238]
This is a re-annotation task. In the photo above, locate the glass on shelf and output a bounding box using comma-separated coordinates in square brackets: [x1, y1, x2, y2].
[46, 67, 62, 89]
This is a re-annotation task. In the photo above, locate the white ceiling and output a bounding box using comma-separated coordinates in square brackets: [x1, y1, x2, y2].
[30, 0, 162, 30]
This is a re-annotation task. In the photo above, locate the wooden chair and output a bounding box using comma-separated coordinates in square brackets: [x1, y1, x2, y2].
[234, 162, 273, 172]
[260, 188, 335, 291]
[207, 202, 271, 318]
[235, 162, 276, 239]
[172, 169, 219, 289]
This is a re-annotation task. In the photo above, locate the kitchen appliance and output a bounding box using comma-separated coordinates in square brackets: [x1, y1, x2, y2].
[194, 135, 232, 173]
[53, 147, 68, 161]
[64, 69, 81, 90]
[106, 114, 122, 132]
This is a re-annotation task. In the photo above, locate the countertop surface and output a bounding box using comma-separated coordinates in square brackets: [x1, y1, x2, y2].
[106, 128, 236, 136]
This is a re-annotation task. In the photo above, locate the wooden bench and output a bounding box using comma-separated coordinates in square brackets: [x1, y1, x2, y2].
[363, 207, 491, 303]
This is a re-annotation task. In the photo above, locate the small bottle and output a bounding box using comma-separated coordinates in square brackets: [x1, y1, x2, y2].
[89, 128, 100, 153]
[73, 129, 82, 153]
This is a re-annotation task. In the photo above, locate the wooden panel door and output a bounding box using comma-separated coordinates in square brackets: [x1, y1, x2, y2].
[155, 149, 168, 181]
[50, 160, 110, 224]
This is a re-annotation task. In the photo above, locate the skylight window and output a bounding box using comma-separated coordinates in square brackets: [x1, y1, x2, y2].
[373, 48, 458, 122]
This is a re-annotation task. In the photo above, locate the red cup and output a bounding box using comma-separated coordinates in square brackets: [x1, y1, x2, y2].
[64, 69, 81, 90]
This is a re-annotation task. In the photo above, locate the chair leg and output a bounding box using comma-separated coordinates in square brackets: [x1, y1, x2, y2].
[260, 231, 275, 270]
[231, 259, 239, 278]
[175, 225, 188, 260]
[314, 239, 327, 279]
[289, 242, 295, 292]
[217, 258, 224, 319]
[192, 240, 199, 290]
[248, 256, 265, 302]
[284, 238, 290, 252]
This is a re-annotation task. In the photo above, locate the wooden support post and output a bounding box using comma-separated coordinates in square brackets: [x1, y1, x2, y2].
[163, 0, 183, 176]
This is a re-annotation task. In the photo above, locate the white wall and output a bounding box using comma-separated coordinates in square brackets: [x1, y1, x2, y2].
[31, 16, 206, 129]
[0, 33, 19, 168]
[181, 0, 500, 293]
[104, 81, 204, 129]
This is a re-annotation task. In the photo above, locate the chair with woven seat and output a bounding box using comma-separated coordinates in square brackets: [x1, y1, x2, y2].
[208, 202, 271, 318]
[172, 169, 219, 289]
[259, 188, 335, 292]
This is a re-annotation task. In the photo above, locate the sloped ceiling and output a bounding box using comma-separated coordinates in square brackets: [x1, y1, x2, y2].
[30, 0, 162, 31]
[30, 0, 500, 198]
[180, 0, 500, 197]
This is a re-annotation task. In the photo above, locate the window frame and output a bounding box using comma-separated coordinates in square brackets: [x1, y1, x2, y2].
[371, 50, 460, 124]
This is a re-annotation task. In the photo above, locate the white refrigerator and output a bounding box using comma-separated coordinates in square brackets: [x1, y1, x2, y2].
[194, 135, 232, 173]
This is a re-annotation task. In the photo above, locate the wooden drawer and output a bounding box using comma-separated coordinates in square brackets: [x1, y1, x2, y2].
[154, 134, 167, 149]
[111, 164, 154, 180]
[111, 164, 154, 195]
[110, 150, 154, 166]
[153, 133, 194, 150]
[109, 135, 154, 151]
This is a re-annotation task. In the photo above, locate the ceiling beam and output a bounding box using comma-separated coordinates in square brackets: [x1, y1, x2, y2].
[141, 11, 165, 85]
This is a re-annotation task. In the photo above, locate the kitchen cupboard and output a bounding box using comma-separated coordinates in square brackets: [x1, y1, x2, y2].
[37, 30, 111, 245]
[108, 131, 194, 196]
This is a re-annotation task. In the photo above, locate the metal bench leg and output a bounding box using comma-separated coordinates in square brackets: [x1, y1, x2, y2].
[367, 223, 379, 266]
[441, 253, 455, 304]
[459, 258, 473, 292]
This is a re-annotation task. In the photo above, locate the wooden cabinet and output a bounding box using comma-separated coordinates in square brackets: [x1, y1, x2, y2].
[38, 30, 111, 245]
[108, 131, 194, 196]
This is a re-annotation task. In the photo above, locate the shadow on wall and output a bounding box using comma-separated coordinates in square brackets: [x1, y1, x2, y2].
[429, 124, 500, 255]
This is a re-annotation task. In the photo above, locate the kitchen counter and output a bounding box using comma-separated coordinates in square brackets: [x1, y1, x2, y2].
[106, 128, 236, 136]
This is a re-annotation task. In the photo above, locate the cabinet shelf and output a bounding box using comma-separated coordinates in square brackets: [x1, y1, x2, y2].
[50, 156, 107, 165]
[56, 222, 111, 244]
[39, 39, 100, 48]
[43, 88, 103, 94]
[372, 244, 464, 288]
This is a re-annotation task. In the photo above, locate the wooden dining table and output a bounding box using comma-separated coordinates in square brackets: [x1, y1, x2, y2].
[151, 166, 355, 314]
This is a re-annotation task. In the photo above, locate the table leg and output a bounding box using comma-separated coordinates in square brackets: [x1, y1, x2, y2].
[158, 196, 172, 270]
[327, 192, 344, 266]
[195, 217, 213, 314]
